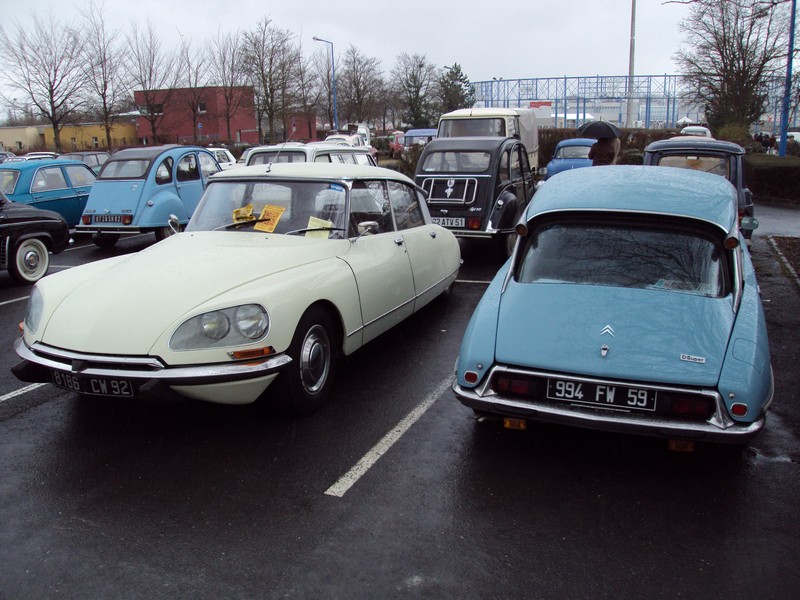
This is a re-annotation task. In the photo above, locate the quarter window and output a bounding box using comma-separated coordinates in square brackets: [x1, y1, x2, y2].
[155, 158, 173, 185]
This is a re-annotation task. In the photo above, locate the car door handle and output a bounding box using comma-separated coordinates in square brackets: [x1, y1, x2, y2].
[394, 237, 404, 246]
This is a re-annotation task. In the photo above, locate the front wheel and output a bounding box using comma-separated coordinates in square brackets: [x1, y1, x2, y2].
[10, 238, 50, 284]
[276, 307, 338, 416]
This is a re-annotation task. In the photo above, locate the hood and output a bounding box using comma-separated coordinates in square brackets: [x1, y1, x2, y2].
[494, 281, 734, 387]
[39, 232, 345, 354]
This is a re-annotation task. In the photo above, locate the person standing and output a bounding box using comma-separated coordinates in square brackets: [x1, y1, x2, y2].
[588, 137, 621, 166]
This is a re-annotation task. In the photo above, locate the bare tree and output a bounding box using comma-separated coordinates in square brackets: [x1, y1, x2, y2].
[674, 0, 791, 132]
[313, 49, 335, 131]
[391, 53, 438, 128]
[290, 41, 321, 140]
[338, 45, 383, 125]
[127, 20, 179, 144]
[0, 14, 87, 152]
[176, 36, 210, 143]
[208, 29, 249, 142]
[243, 18, 296, 144]
[80, 1, 130, 150]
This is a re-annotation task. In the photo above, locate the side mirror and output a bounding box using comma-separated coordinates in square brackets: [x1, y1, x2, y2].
[356, 221, 379, 237]
[740, 216, 759, 231]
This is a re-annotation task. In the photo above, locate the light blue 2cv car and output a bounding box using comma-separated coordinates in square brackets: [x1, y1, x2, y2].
[77, 145, 221, 247]
[453, 165, 773, 447]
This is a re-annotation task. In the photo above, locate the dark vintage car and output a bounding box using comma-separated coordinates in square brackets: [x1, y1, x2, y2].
[415, 136, 535, 257]
[0, 191, 70, 284]
[643, 137, 755, 239]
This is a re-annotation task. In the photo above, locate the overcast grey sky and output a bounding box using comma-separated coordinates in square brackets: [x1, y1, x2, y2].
[9, 0, 692, 82]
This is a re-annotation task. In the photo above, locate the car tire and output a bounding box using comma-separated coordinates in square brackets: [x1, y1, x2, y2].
[154, 225, 181, 242]
[277, 306, 339, 416]
[92, 233, 119, 249]
[10, 238, 50, 284]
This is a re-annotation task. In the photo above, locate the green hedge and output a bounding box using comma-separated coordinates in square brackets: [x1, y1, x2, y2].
[744, 154, 800, 204]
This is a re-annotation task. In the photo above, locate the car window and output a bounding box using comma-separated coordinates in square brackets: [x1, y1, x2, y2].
[498, 150, 510, 185]
[556, 146, 592, 159]
[509, 146, 522, 181]
[99, 159, 150, 179]
[314, 154, 332, 163]
[657, 155, 730, 178]
[199, 153, 221, 178]
[155, 158, 173, 185]
[176, 154, 200, 182]
[387, 181, 425, 231]
[349, 181, 393, 236]
[353, 154, 373, 166]
[64, 164, 96, 187]
[32, 167, 67, 191]
[0, 169, 20, 194]
[420, 151, 491, 173]
[214, 151, 229, 163]
[516, 216, 729, 298]
[249, 151, 306, 165]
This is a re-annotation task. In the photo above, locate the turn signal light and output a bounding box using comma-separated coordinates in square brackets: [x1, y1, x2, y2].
[503, 417, 527, 430]
[229, 346, 275, 360]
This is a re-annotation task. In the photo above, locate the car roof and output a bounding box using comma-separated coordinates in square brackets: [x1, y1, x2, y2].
[645, 138, 745, 155]
[0, 158, 87, 171]
[528, 165, 738, 233]
[249, 144, 372, 156]
[404, 128, 438, 136]
[419, 136, 520, 153]
[105, 145, 206, 161]
[440, 108, 520, 118]
[555, 137, 597, 147]
[211, 162, 416, 185]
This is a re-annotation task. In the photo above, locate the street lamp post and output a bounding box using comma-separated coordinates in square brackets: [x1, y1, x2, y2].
[779, 0, 796, 157]
[313, 36, 339, 132]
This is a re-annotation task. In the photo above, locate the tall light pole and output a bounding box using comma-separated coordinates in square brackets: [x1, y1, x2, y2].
[779, 0, 796, 157]
[625, 0, 637, 128]
[313, 36, 339, 132]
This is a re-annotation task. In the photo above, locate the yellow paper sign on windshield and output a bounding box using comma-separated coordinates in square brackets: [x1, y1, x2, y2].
[232, 203, 254, 222]
[304, 216, 333, 239]
[255, 204, 285, 233]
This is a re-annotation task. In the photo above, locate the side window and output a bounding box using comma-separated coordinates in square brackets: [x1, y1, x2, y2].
[155, 157, 173, 185]
[65, 165, 96, 187]
[177, 154, 200, 182]
[509, 146, 522, 181]
[497, 149, 510, 186]
[314, 154, 332, 163]
[348, 180, 393, 236]
[387, 181, 426, 231]
[32, 167, 67, 191]
[353, 154, 372, 166]
[199, 153, 220, 178]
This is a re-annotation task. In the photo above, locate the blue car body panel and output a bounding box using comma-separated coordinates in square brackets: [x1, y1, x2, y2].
[454, 165, 772, 443]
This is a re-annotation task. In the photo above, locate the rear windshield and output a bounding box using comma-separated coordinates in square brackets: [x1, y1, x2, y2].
[98, 159, 150, 179]
[555, 145, 591, 159]
[438, 118, 506, 137]
[0, 169, 21, 195]
[248, 151, 307, 165]
[657, 155, 730, 178]
[515, 215, 729, 297]
[419, 151, 492, 173]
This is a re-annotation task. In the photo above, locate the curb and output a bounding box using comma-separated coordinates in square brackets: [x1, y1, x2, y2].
[767, 235, 800, 288]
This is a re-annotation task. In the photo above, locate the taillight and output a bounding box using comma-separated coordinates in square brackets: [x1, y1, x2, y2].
[122, 215, 133, 225]
[81, 214, 92, 225]
[467, 217, 482, 230]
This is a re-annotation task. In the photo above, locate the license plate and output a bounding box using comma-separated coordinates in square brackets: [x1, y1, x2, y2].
[431, 217, 465, 227]
[51, 370, 133, 397]
[93, 215, 124, 223]
[546, 377, 657, 411]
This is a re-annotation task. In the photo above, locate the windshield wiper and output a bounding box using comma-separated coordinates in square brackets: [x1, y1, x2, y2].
[214, 217, 273, 231]
[284, 226, 346, 236]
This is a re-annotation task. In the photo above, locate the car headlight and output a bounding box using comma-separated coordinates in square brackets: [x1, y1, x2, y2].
[170, 304, 269, 350]
[24, 286, 44, 334]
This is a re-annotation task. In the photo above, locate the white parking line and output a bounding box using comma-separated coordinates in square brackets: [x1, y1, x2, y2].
[0, 383, 47, 404]
[0, 296, 28, 307]
[324, 377, 452, 498]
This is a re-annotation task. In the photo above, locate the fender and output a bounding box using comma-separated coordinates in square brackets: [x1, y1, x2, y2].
[135, 190, 190, 228]
[489, 189, 521, 231]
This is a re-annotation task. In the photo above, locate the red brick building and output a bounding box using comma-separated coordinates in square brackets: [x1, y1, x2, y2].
[133, 86, 259, 145]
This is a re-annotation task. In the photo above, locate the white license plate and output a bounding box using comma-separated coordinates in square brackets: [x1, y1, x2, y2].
[94, 215, 124, 223]
[546, 377, 657, 411]
[431, 217, 465, 227]
[51, 370, 134, 397]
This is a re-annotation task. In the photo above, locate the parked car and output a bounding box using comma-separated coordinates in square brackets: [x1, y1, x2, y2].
[644, 137, 754, 239]
[76, 145, 221, 247]
[0, 151, 16, 163]
[680, 125, 713, 138]
[1, 191, 70, 284]
[58, 151, 110, 174]
[12, 163, 461, 415]
[208, 147, 236, 170]
[388, 130, 405, 158]
[22, 152, 60, 160]
[453, 165, 771, 448]
[403, 128, 437, 151]
[415, 136, 534, 257]
[246, 143, 377, 167]
[0, 159, 97, 227]
[543, 137, 595, 179]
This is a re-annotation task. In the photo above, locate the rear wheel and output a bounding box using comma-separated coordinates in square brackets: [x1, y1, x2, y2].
[10, 238, 49, 284]
[92, 233, 119, 248]
[276, 307, 338, 416]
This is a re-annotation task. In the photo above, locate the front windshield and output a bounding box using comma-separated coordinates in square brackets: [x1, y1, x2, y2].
[420, 151, 492, 173]
[186, 179, 349, 239]
[556, 146, 591, 159]
[98, 159, 150, 179]
[0, 169, 21, 194]
[516, 216, 728, 298]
